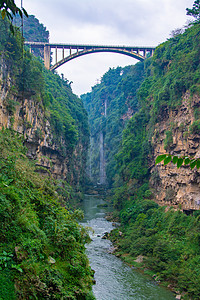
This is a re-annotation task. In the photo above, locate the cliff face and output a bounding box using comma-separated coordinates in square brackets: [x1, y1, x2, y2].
[0, 15, 89, 190]
[151, 92, 200, 211]
[0, 73, 87, 188]
[0, 91, 66, 178]
[82, 64, 144, 186]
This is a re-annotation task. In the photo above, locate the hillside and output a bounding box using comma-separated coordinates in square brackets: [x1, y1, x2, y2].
[0, 15, 94, 299]
[84, 21, 200, 299]
[81, 63, 144, 186]
[14, 14, 49, 59]
[111, 23, 200, 299]
[1, 6, 200, 300]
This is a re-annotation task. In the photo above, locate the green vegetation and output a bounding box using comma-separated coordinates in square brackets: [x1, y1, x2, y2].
[0, 14, 89, 189]
[14, 14, 49, 59]
[44, 68, 90, 188]
[14, 14, 49, 42]
[1, 2, 200, 298]
[0, 0, 27, 30]
[110, 196, 200, 299]
[164, 130, 173, 151]
[82, 63, 144, 186]
[102, 19, 200, 300]
[0, 129, 94, 299]
[0, 15, 92, 299]
[112, 22, 200, 189]
[83, 21, 200, 299]
[186, 0, 200, 21]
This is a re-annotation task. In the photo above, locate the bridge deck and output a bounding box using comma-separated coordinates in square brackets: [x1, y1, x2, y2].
[24, 41, 155, 51]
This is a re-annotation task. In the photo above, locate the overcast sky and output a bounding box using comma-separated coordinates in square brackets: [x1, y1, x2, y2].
[16, 0, 194, 96]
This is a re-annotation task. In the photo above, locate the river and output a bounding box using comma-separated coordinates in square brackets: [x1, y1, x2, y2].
[80, 194, 175, 300]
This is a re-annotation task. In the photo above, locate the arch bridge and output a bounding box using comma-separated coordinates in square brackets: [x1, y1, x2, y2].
[24, 42, 155, 71]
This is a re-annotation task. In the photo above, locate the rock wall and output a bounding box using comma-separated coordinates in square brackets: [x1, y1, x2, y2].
[151, 92, 200, 211]
[0, 81, 79, 184]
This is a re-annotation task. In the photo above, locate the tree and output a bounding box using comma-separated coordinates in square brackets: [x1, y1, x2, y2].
[0, 0, 27, 20]
[155, 154, 200, 169]
[0, 0, 28, 33]
[186, 0, 200, 21]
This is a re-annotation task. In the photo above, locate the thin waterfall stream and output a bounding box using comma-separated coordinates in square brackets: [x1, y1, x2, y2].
[80, 194, 175, 300]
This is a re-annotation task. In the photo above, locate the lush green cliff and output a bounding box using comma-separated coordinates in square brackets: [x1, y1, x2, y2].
[110, 22, 200, 299]
[81, 63, 144, 186]
[0, 130, 94, 299]
[0, 16, 93, 299]
[84, 20, 200, 299]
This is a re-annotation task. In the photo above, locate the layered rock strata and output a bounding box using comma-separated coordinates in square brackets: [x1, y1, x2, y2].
[151, 92, 200, 211]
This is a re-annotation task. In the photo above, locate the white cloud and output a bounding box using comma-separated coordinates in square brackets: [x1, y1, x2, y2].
[17, 0, 194, 95]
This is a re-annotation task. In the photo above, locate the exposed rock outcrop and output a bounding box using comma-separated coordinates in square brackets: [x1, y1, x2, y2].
[151, 92, 200, 211]
[0, 81, 83, 186]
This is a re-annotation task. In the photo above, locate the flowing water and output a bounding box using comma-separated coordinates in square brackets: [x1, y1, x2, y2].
[99, 132, 106, 184]
[80, 194, 175, 300]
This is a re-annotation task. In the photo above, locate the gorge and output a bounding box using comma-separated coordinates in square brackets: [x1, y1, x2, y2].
[0, 2, 200, 300]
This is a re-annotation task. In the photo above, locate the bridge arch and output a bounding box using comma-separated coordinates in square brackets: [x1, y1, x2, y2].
[24, 42, 155, 71]
[50, 48, 146, 71]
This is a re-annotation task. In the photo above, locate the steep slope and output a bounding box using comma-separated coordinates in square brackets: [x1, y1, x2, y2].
[0, 16, 93, 299]
[81, 63, 144, 186]
[82, 19, 200, 298]
[0, 16, 89, 195]
[109, 22, 200, 299]
[0, 130, 94, 299]
[14, 14, 49, 59]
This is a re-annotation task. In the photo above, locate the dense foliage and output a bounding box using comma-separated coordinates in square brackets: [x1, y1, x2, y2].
[14, 14, 49, 43]
[0, 15, 92, 299]
[0, 129, 95, 299]
[0, 0, 27, 33]
[81, 63, 144, 186]
[0, 15, 90, 188]
[110, 196, 200, 299]
[14, 14, 49, 59]
[113, 22, 200, 191]
[109, 21, 200, 299]
[44, 69, 90, 186]
[186, 0, 200, 21]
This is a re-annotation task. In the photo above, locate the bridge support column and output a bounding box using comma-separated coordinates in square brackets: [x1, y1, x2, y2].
[55, 46, 58, 63]
[62, 47, 65, 60]
[44, 45, 51, 69]
[150, 49, 154, 57]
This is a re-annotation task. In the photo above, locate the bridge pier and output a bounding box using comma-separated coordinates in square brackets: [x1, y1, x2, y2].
[62, 47, 65, 60]
[55, 46, 58, 63]
[44, 45, 51, 70]
[150, 49, 154, 56]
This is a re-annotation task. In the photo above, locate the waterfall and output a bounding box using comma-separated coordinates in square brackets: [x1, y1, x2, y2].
[99, 131, 106, 184]
[105, 97, 107, 117]
[89, 136, 92, 180]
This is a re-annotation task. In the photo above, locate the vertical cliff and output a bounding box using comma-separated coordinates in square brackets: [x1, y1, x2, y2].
[0, 16, 89, 193]
[82, 63, 144, 186]
[0, 16, 93, 300]
[107, 21, 200, 299]
[151, 92, 200, 211]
